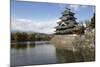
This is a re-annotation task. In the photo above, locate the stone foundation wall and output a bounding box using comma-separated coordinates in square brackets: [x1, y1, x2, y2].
[50, 31, 95, 51]
[50, 35, 79, 51]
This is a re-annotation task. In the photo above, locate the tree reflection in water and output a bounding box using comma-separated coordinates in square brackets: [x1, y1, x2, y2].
[11, 42, 35, 49]
[56, 48, 95, 63]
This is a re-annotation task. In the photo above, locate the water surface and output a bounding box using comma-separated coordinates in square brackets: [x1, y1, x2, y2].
[11, 41, 95, 66]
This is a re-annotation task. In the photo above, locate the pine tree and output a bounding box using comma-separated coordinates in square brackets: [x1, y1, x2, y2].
[90, 13, 95, 29]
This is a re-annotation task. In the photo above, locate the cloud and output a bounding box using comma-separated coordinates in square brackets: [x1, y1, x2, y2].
[69, 4, 80, 11]
[16, 18, 32, 22]
[81, 5, 87, 8]
[69, 4, 88, 11]
[11, 18, 58, 34]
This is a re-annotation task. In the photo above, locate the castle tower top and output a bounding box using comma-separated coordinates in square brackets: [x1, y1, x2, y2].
[55, 8, 81, 34]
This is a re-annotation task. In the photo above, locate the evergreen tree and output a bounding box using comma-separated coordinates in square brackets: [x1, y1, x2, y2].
[90, 13, 95, 29]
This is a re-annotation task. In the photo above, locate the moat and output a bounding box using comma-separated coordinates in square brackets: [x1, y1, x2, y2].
[11, 41, 95, 66]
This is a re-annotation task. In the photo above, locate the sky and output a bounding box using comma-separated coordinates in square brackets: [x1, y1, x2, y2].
[11, 0, 95, 34]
